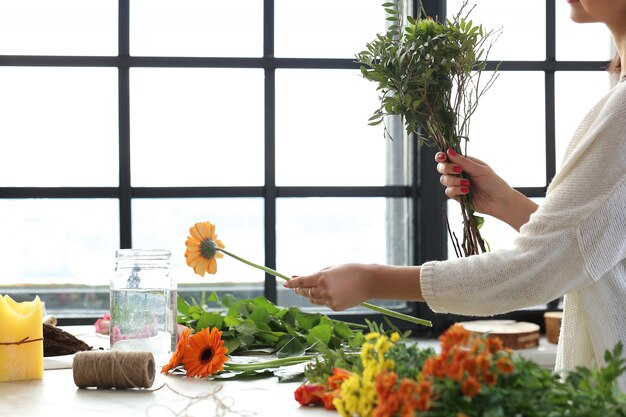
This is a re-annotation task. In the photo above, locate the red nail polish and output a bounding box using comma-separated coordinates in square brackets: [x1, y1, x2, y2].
[453, 166, 462, 173]
[448, 148, 458, 157]
[437, 152, 445, 160]
[461, 187, 469, 194]
[460, 179, 470, 186]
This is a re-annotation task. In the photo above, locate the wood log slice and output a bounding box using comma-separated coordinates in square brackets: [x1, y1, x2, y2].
[458, 320, 540, 350]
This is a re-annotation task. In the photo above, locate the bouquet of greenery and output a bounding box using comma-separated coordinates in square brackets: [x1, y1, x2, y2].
[356, 0, 499, 256]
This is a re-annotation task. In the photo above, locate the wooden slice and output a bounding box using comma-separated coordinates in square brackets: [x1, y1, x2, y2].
[544, 311, 563, 344]
[458, 320, 540, 350]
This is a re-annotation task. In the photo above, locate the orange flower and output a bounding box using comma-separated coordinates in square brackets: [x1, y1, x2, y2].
[184, 221, 225, 276]
[496, 356, 515, 374]
[462, 376, 481, 398]
[486, 337, 504, 354]
[294, 383, 326, 406]
[161, 327, 192, 374]
[327, 367, 352, 390]
[322, 389, 341, 410]
[182, 327, 228, 378]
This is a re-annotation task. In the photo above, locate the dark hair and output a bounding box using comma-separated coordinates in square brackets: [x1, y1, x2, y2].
[608, 53, 621, 75]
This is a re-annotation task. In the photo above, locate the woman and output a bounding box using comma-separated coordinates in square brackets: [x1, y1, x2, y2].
[285, 0, 626, 388]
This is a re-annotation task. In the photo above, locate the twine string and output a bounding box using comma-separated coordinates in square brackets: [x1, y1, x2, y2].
[0, 336, 44, 346]
[145, 384, 255, 417]
[73, 351, 155, 389]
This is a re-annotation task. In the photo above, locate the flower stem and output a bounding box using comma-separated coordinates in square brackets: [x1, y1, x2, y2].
[217, 248, 432, 327]
[224, 355, 315, 371]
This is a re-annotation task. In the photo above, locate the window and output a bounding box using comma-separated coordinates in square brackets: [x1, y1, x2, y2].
[0, 1, 614, 333]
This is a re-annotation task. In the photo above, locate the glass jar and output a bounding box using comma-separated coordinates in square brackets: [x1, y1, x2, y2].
[110, 249, 176, 364]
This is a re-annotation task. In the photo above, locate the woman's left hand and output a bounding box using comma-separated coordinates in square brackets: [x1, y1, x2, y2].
[284, 263, 375, 311]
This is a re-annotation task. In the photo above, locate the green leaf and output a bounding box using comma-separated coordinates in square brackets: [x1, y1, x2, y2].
[250, 296, 281, 315]
[249, 305, 270, 326]
[222, 337, 240, 354]
[276, 337, 305, 359]
[207, 291, 220, 304]
[228, 300, 250, 318]
[221, 293, 238, 308]
[294, 310, 321, 331]
[177, 296, 190, 317]
[195, 311, 224, 332]
[236, 319, 258, 336]
[307, 324, 332, 346]
[333, 321, 354, 340]
[224, 316, 242, 328]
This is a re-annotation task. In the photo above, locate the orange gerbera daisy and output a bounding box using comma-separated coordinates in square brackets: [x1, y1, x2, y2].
[161, 327, 192, 374]
[182, 327, 228, 378]
[185, 221, 225, 276]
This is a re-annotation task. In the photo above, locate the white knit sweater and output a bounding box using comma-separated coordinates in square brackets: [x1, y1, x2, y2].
[420, 79, 626, 389]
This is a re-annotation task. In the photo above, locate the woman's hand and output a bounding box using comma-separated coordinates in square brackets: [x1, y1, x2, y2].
[283, 263, 376, 311]
[436, 148, 538, 231]
[284, 264, 424, 310]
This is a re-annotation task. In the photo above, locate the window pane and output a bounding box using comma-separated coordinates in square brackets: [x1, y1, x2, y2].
[275, 0, 386, 59]
[446, 198, 545, 259]
[130, 0, 263, 57]
[0, 0, 117, 56]
[0, 67, 119, 187]
[462, 71, 545, 187]
[0, 199, 119, 286]
[276, 197, 407, 310]
[447, 0, 545, 61]
[555, 72, 612, 170]
[130, 68, 264, 186]
[555, 4, 612, 61]
[275, 69, 387, 186]
[132, 198, 264, 285]
[276, 197, 386, 277]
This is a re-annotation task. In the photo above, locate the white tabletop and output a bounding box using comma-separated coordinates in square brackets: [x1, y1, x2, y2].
[0, 326, 557, 417]
[0, 326, 331, 417]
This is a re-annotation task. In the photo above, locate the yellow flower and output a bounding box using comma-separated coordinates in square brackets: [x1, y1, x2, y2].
[182, 327, 229, 378]
[184, 221, 225, 276]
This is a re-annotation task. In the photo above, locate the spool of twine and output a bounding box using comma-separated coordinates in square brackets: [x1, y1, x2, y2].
[73, 351, 155, 389]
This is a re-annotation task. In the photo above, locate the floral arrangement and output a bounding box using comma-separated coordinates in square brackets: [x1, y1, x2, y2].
[357, 1, 500, 257]
[294, 324, 626, 417]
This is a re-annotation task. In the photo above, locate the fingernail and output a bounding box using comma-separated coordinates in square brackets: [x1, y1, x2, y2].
[447, 148, 458, 157]
[453, 166, 462, 173]
[437, 152, 445, 160]
[461, 187, 469, 194]
[460, 179, 470, 186]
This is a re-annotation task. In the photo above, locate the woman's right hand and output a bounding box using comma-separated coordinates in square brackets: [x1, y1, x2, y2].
[435, 148, 538, 231]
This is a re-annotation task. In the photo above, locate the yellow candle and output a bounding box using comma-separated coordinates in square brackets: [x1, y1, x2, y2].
[0, 295, 43, 382]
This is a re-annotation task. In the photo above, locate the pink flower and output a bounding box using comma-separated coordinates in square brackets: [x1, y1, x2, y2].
[94, 314, 111, 335]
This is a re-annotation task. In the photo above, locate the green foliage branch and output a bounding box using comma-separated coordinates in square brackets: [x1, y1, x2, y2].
[356, 0, 500, 256]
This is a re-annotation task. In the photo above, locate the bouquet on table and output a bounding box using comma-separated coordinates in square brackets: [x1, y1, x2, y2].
[294, 324, 626, 417]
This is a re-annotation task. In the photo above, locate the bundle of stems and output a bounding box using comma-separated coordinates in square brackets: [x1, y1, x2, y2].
[357, 0, 500, 256]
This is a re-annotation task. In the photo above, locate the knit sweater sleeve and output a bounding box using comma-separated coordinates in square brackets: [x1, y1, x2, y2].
[420, 83, 626, 316]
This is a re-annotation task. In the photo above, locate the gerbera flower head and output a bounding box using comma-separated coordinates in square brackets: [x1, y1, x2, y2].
[185, 221, 225, 276]
[161, 326, 192, 374]
[182, 327, 228, 378]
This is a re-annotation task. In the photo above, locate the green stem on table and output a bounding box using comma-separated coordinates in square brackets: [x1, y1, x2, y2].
[224, 355, 315, 371]
[217, 249, 432, 328]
